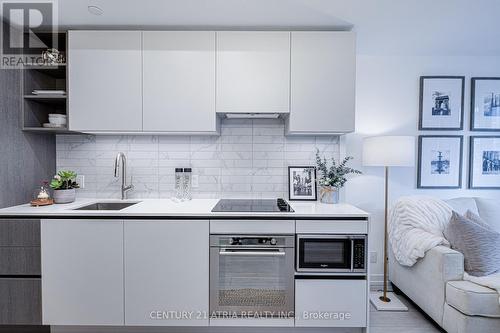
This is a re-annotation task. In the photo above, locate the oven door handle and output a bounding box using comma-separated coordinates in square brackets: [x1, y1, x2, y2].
[219, 248, 286, 257]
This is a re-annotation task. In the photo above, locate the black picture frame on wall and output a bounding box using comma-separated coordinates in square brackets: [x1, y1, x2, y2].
[469, 136, 500, 189]
[417, 135, 463, 189]
[419, 76, 465, 131]
[288, 166, 317, 201]
[470, 77, 500, 132]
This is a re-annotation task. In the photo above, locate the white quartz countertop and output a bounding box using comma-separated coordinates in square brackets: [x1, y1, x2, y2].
[0, 198, 369, 218]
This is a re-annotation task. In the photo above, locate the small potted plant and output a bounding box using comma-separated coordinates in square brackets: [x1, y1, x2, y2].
[50, 170, 79, 204]
[315, 150, 361, 204]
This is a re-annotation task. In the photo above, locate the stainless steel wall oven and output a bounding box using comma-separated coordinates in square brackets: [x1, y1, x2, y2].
[209, 235, 295, 318]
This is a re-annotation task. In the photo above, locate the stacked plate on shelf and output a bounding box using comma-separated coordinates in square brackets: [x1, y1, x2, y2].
[32, 90, 66, 95]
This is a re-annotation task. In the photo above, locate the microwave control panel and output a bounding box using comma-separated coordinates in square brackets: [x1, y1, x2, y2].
[353, 239, 366, 270]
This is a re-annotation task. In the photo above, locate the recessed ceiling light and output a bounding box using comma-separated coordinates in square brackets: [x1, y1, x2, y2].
[88, 5, 103, 16]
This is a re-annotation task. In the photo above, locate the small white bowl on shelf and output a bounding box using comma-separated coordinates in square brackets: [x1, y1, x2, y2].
[48, 114, 67, 126]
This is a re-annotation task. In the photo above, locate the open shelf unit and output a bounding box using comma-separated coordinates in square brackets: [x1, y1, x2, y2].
[21, 31, 70, 133]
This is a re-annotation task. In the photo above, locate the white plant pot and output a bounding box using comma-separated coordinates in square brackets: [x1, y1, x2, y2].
[319, 186, 339, 204]
[53, 188, 76, 204]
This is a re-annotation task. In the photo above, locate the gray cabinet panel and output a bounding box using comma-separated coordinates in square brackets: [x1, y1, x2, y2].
[288, 31, 356, 134]
[143, 31, 217, 133]
[41, 219, 124, 325]
[0, 278, 42, 325]
[0, 247, 41, 275]
[0, 219, 40, 246]
[216, 31, 290, 113]
[68, 31, 143, 132]
[124, 220, 209, 326]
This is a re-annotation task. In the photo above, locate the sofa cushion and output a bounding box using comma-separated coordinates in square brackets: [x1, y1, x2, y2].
[446, 197, 479, 216]
[475, 198, 500, 232]
[444, 212, 500, 276]
[465, 210, 494, 230]
[446, 280, 500, 318]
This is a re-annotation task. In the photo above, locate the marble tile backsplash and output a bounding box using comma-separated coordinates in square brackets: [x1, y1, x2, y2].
[56, 119, 340, 199]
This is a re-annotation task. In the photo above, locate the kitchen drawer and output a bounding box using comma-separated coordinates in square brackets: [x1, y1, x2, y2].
[296, 220, 367, 234]
[210, 219, 295, 234]
[0, 247, 41, 275]
[295, 279, 367, 327]
[0, 219, 40, 246]
[0, 278, 42, 325]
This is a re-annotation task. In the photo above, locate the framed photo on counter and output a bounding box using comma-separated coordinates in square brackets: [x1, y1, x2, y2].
[288, 166, 317, 201]
[469, 136, 500, 189]
[419, 76, 465, 130]
[471, 78, 500, 131]
[417, 135, 463, 189]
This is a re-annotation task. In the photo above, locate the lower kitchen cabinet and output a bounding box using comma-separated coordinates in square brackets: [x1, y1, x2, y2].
[0, 247, 40, 275]
[295, 279, 367, 327]
[0, 219, 42, 326]
[0, 278, 42, 325]
[124, 220, 209, 326]
[41, 219, 124, 325]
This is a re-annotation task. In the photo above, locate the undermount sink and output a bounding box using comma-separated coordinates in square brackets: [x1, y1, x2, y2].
[73, 202, 140, 211]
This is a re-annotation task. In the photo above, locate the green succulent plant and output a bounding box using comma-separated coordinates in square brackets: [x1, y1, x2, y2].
[315, 149, 362, 188]
[50, 170, 80, 190]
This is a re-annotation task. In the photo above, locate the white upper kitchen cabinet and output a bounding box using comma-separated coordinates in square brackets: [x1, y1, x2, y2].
[124, 220, 209, 326]
[216, 31, 290, 113]
[286, 32, 356, 135]
[68, 31, 142, 132]
[142, 31, 218, 133]
[41, 219, 124, 326]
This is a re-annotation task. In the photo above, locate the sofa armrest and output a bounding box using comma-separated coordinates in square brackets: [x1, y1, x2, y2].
[424, 245, 464, 281]
[389, 245, 464, 325]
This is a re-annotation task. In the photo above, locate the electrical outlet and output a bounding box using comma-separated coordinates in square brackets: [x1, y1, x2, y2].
[191, 175, 199, 188]
[370, 251, 377, 264]
[76, 175, 85, 189]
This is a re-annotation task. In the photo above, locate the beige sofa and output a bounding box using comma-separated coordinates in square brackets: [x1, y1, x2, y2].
[389, 197, 500, 333]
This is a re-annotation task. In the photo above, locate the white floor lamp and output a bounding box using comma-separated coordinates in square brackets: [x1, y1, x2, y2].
[363, 136, 415, 311]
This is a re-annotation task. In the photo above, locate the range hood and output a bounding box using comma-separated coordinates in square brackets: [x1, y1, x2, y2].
[223, 113, 282, 119]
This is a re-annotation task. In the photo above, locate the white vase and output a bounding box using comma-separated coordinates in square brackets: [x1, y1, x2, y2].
[53, 188, 76, 204]
[319, 186, 339, 204]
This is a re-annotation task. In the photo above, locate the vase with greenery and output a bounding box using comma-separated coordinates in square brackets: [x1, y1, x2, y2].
[315, 150, 361, 204]
[50, 170, 79, 204]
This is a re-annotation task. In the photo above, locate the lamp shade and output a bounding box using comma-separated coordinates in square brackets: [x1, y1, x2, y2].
[363, 136, 415, 167]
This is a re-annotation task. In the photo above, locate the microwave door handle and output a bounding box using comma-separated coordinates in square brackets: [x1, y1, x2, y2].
[350, 239, 354, 271]
[219, 249, 286, 257]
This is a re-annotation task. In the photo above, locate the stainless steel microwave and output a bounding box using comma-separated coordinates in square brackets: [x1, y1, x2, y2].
[296, 235, 367, 273]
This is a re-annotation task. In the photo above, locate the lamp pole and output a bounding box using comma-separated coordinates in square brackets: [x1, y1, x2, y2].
[381, 165, 390, 302]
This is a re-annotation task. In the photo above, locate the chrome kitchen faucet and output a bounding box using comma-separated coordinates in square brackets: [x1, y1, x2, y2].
[114, 152, 134, 200]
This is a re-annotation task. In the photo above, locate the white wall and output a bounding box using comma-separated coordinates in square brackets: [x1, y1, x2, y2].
[345, 55, 500, 285]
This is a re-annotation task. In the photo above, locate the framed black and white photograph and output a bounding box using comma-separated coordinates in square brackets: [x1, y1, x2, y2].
[471, 78, 500, 131]
[419, 76, 465, 130]
[417, 136, 463, 189]
[469, 136, 500, 189]
[288, 166, 317, 201]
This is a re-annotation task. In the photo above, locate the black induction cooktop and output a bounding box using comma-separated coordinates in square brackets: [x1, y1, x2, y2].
[211, 199, 294, 213]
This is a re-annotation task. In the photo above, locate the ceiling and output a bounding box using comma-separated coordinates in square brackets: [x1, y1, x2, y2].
[8, 0, 500, 56]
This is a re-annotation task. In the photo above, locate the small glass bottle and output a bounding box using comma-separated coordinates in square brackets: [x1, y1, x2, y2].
[174, 168, 184, 200]
[183, 168, 192, 201]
